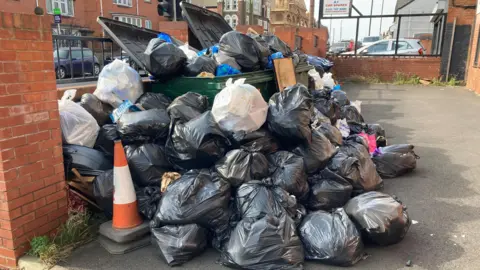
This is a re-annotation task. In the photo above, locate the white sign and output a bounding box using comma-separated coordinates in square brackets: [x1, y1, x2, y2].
[477, 0, 480, 14]
[323, 0, 351, 16]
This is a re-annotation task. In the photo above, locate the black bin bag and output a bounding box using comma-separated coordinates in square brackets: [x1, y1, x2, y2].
[299, 209, 364, 266]
[93, 124, 119, 159]
[229, 127, 279, 154]
[328, 137, 383, 194]
[317, 122, 343, 146]
[93, 169, 114, 218]
[219, 31, 262, 72]
[345, 191, 411, 246]
[267, 84, 313, 147]
[184, 55, 218, 77]
[136, 186, 161, 220]
[262, 34, 293, 56]
[165, 111, 230, 170]
[117, 109, 170, 144]
[135, 92, 171, 111]
[236, 179, 298, 220]
[307, 168, 353, 211]
[372, 144, 418, 178]
[267, 151, 309, 201]
[152, 169, 231, 234]
[79, 93, 113, 126]
[313, 97, 341, 125]
[215, 149, 269, 187]
[367, 123, 387, 147]
[221, 214, 304, 270]
[63, 145, 112, 174]
[341, 105, 364, 124]
[331, 90, 350, 107]
[125, 143, 172, 187]
[292, 129, 336, 174]
[151, 224, 208, 266]
[167, 92, 209, 123]
[144, 38, 187, 78]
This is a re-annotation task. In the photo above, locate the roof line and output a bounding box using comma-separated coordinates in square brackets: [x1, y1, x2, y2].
[395, 0, 415, 14]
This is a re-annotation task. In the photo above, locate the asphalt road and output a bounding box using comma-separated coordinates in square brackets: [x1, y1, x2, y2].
[62, 84, 480, 270]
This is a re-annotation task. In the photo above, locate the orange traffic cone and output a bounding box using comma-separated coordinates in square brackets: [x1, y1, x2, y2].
[112, 140, 142, 229]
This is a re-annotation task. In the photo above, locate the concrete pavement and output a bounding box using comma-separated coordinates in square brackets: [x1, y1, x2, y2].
[60, 84, 480, 270]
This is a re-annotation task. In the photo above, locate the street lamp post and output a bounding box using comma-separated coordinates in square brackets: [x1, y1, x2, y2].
[379, 0, 384, 36]
[368, 0, 374, 36]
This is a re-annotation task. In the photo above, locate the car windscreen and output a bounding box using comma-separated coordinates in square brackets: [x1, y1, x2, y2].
[363, 37, 380, 42]
[53, 50, 68, 59]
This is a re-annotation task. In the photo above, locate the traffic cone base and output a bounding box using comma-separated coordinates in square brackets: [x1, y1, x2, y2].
[112, 202, 142, 229]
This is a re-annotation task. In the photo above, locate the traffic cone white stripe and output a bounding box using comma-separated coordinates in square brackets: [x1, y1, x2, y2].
[113, 166, 137, 204]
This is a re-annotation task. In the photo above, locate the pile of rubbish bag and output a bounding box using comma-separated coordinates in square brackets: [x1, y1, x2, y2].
[134, 31, 309, 79]
[60, 35, 419, 269]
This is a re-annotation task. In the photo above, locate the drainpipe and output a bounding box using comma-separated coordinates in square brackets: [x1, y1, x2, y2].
[137, 0, 139, 16]
[100, 0, 104, 36]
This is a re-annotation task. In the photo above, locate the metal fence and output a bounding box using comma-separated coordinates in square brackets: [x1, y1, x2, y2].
[53, 35, 138, 84]
[321, 13, 448, 57]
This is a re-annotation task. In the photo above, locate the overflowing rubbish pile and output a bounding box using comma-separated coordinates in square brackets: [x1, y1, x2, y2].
[60, 26, 418, 269]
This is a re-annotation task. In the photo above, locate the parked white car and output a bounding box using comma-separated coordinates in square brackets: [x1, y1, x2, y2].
[342, 39, 426, 55]
[361, 36, 381, 47]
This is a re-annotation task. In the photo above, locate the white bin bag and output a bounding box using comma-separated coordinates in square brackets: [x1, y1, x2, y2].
[59, 89, 100, 147]
[212, 78, 268, 133]
[94, 59, 143, 107]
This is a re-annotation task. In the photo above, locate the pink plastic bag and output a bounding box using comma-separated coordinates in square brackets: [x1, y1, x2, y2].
[359, 132, 377, 153]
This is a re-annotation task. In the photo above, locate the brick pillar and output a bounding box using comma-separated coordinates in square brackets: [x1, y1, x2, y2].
[238, 0, 245, 25]
[217, 0, 223, 16]
[0, 12, 67, 268]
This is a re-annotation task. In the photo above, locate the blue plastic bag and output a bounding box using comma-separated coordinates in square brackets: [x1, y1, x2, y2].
[157, 32, 172, 43]
[197, 44, 220, 56]
[216, 64, 241, 76]
[307, 55, 334, 72]
[266, 52, 284, 69]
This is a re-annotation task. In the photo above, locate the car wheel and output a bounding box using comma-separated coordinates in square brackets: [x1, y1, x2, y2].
[57, 66, 66, 79]
[94, 64, 101, 76]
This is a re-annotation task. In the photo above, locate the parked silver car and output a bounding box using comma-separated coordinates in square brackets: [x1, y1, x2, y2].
[342, 39, 426, 55]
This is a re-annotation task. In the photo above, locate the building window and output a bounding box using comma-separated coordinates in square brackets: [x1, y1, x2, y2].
[232, 0, 237, 10]
[246, 0, 250, 13]
[314, 35, 318, 47]
[114, 15, 142, 27]
[232, 15, 238, 28]
[113, 0, 132, 7]
[225, 0, 230, 10]
[266, 7, 270, 19]
[295, 35, 302, 50]
[225, 15, 232, 27]
[257, 19, 262, 26]
[46, 0, 74, 16]
[245, 15, 249, 25]
[145, 20, 152, 29]
[253, 0, 261, 15]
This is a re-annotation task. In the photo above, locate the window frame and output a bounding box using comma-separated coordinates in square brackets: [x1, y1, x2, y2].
[113, 0, 133, 7]
[224, 15, 232, 27]
[145, 20, 152, 29]
[232, 15, 238, 28]
[232, 0, 238, 10]
[47, 0, 74, 17]
[113, 15, 142, 27]
[224, 0, 231, 11]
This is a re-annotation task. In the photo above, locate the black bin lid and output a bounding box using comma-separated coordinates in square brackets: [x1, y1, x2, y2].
[96, 17, 189, 72]
[180, 2, 232, 50]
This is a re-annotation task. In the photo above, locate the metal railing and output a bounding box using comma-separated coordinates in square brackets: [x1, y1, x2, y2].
[321, 13, 448, 58]
[53, 35, 124, 84]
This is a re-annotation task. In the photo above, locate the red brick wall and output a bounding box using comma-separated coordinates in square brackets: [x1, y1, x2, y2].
[158, 21, 188, 43]
[236, 25, 264, 34]
[447, 0, 477, 25]
[274, 26, 328, 57]
[332, 57, 442, 81]
[466, 13, 480, 94]
[0, 12, 67, 268]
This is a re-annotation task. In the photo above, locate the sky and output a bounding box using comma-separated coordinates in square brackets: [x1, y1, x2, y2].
[304, 0, 397, 43]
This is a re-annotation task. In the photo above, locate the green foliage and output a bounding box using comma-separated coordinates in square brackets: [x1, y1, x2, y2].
[28, 210, 94, 269]
[392, 73, 421, 85]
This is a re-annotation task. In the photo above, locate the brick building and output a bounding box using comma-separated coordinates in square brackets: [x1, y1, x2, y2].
[0, 0, 165, 36]
[216, 0, 270, 31]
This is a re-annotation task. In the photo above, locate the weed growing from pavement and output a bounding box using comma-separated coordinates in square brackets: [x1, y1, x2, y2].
[345, 73, 464, 86]
[28, 210, 95, 269]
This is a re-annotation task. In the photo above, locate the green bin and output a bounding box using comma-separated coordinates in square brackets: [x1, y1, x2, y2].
[149, 63, 312, 102]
